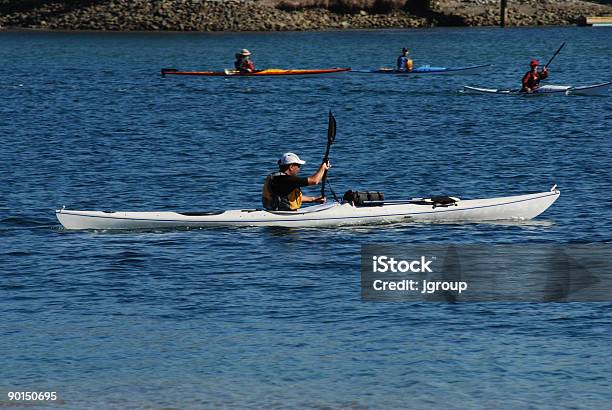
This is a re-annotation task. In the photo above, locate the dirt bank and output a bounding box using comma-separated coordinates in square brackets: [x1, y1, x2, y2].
[0, 0, 610, 31]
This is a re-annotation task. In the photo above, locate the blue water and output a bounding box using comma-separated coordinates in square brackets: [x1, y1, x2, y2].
[1, 27, 611, 408]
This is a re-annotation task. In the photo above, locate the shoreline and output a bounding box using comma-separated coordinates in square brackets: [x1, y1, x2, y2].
[0, 24, 606, 35]
[0, 0, 611, 32]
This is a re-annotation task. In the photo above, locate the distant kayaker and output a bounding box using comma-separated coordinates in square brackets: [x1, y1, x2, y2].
[234, 49, 255, 73]
[521, 59, 548, 93]
[262, 152, 330, 211]
[396, 48, 413, 71]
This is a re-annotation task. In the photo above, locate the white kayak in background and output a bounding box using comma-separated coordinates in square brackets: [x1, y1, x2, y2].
[56, 186, 560, 230]
[462, 82, 611, 96]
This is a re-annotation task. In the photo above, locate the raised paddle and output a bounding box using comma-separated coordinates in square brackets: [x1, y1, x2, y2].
[320, 110, 336, 199]
[544, 42, 566, 69]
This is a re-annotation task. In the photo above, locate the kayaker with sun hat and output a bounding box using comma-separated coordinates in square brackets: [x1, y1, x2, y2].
[262, 152, 330, 211]
[234, 48, 255, 73]
[521, 59, 548, 93]
[396, 47, 414, 71]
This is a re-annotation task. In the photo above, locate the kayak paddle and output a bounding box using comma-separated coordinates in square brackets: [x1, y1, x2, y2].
[161, 68, 179, 76]
[530, 42, 565, 88]
[224, 69, 263, 76]
[320, 110, 336, 199]
[544, 42, 565, 69]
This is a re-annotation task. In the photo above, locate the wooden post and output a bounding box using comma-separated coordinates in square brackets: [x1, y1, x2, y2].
[500, 0, 508, 27]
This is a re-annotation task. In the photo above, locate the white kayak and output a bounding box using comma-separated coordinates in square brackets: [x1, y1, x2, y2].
[56, 186, 560, 230]
[462, 82, 611, 96]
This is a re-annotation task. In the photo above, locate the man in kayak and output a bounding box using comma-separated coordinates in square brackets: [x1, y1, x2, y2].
[234, 49, 255, 73]
[262, 152, 330, 211]
[396, 48, 413, 71]
[521, 59, 548, 93]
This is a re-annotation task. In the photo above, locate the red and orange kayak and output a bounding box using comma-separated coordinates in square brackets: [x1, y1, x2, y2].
[161, 67, 351, 77]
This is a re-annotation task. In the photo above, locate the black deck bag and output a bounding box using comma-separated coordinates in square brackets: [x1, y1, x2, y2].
[343, 190, 385, 206]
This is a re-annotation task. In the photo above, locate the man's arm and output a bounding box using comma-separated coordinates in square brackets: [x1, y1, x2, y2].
[302, 195, 326, 204]
[306, 161, 330, 185]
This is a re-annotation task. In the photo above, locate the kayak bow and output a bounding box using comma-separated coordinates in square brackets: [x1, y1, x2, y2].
[161, 68, 351, 77]
[56, 186, 560, 230]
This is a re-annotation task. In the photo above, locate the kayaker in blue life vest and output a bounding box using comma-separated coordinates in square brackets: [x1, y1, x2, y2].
[262, 152, 330, 211]
[396, 48, 414, 71]
[521, 59, 548, 93]
[234, 49, 255, 73]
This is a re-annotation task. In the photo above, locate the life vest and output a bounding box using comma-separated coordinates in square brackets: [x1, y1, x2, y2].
[262, 172, 303, 211]
[522, 69, 548, 90]
[237, 59, 255, 72]
[405, 58, 413, 71]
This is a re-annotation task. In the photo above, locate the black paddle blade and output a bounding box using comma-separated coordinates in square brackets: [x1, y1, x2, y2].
[327, 110, 336, 144]
[161, 68, 179, 76]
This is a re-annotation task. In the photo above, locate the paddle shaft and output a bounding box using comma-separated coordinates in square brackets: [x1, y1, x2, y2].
[320, 151, 331, 198]
[544, 42, 565, 69]
[320, 111, 336, 198]
[224, 69, 262, 75]
[320, 149, 332, 199]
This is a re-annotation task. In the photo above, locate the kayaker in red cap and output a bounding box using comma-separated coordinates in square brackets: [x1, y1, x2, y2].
[262, 152, 330, 211]
[396, 47, 414, 71]
[521, 59, 548, 93]
[234, 49, 255, 73]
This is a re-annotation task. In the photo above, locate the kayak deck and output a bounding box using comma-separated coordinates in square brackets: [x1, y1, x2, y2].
[161, 68, 351, 77]
[352, 64, 491, 75]
[56, 187, 560, 230]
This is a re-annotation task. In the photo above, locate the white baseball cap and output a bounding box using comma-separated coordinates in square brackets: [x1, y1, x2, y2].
[278, 152, 306, 165]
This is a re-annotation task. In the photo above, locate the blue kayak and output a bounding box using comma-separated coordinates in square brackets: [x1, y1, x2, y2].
[352, 64, 491, 75]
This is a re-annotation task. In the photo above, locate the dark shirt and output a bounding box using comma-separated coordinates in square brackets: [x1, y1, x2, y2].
[270, 174, 309, 196]
[397, 55, 408, 70]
